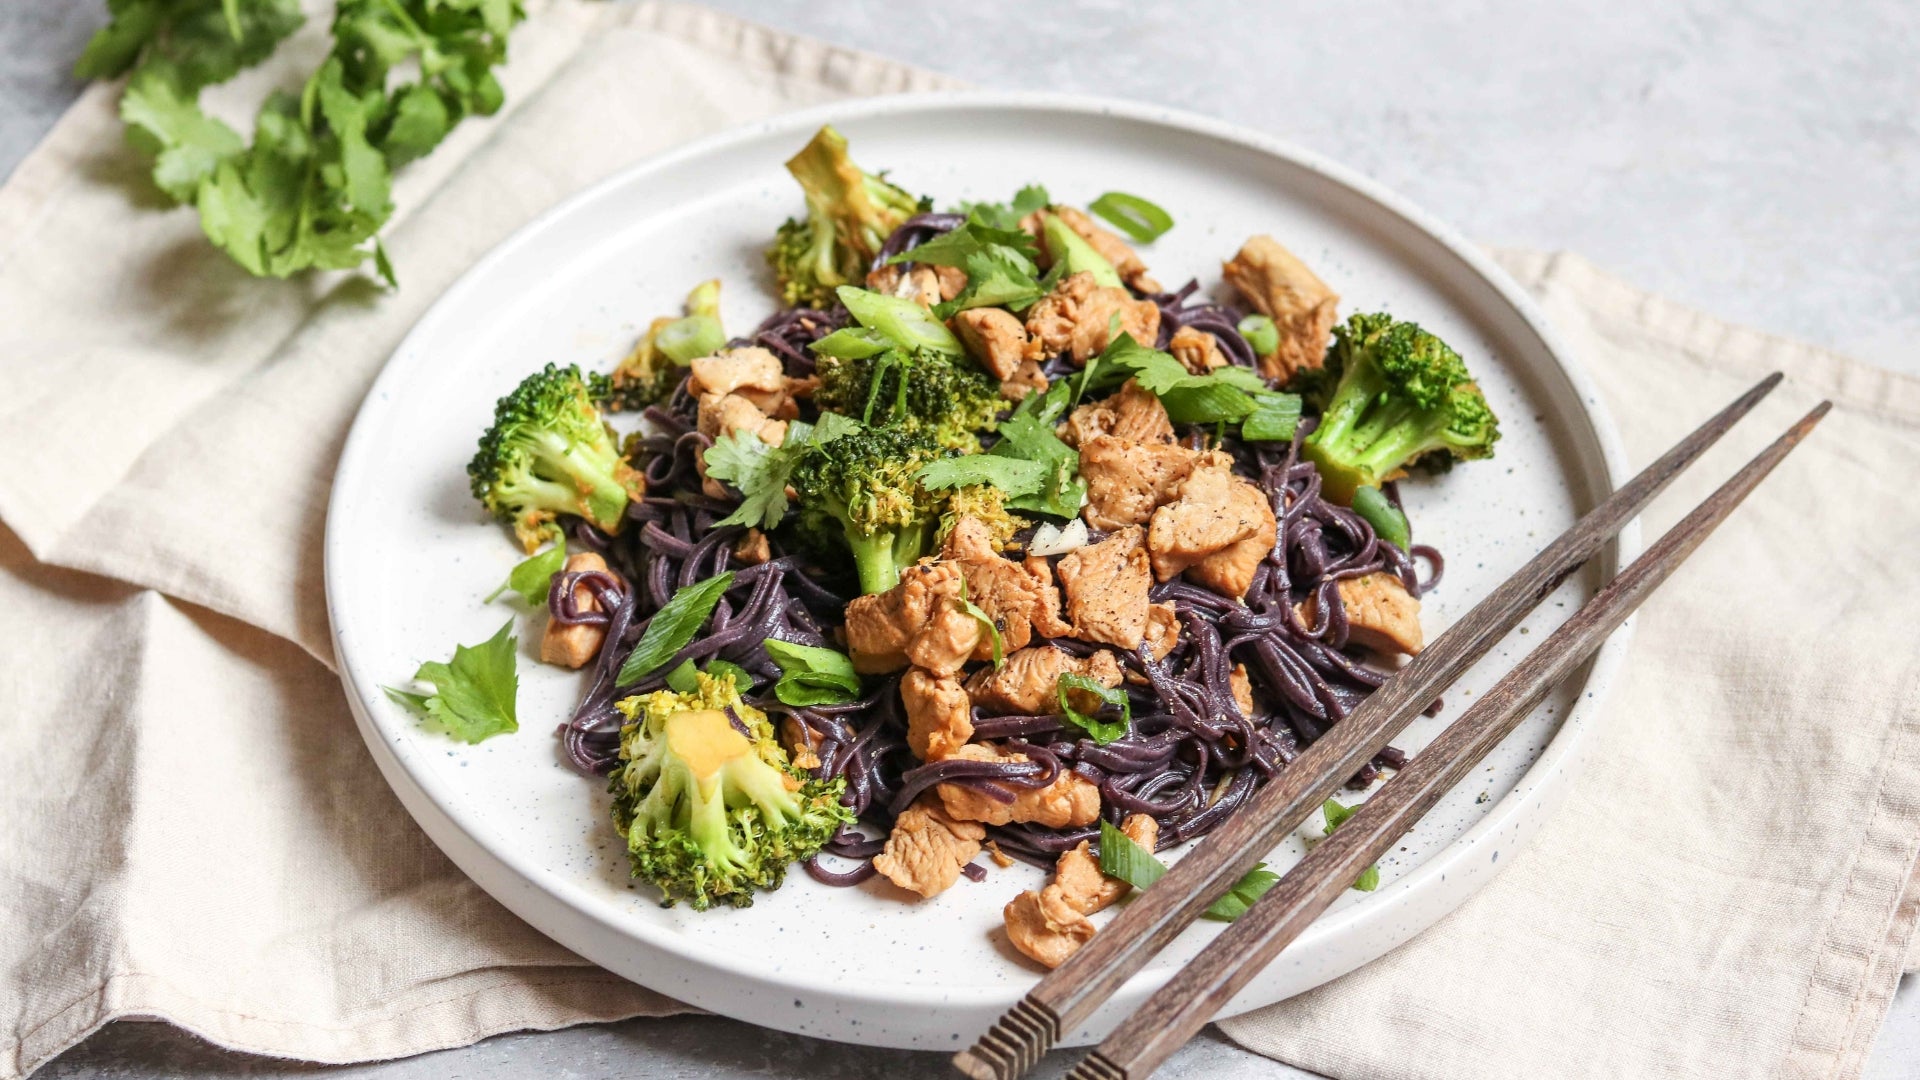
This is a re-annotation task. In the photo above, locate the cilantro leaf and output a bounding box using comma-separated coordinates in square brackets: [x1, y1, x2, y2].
[74, 0, 169, 80]
[1010, 184, 1051, 219]
[1057, 672, 1129, 744]
[1094, 332, 1188, 394]
[1090, 332, 1305, 438]
[78, 0, 304, 87]
[706, 431, 799, 530]
[934, 247, 1046, 318]
[381, 83, 452, 169]
[383, 619, 519, 743]
[958, 183, 1051, 230]
[889, 213, 1046, 318]
[487, 538, 567, 605]
[314, 58, 392, 221]
[989, 410, 1087, 518]
[119, 66, 246, 201]
[916, 455, 1048, 496]
[617, 573, 736, 685]
[887, 214, 1039, 273]
[705, 417, 846, 530]
[809, 410, 864, 445]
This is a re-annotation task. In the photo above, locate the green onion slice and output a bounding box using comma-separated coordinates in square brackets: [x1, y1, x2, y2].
[1088, 191, 1175, 243]
[1236, 313, 1280, 357]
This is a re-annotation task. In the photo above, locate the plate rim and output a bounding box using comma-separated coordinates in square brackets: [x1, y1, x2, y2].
[324, 89, 1639, 1041]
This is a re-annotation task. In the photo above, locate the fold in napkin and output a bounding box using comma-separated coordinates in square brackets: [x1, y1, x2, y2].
[0, 4, 1912, 1079]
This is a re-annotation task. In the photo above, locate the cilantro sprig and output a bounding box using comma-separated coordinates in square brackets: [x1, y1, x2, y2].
[706, 415, 866, 531]
[888, 211, 1048, 318]
[1083, 331, 1304, 441]
[384, 619, 519, 743]
[705, 424, 808, 531]
[75, 0, 526, 285]
[957, 183, 1051, 231]
[986, 404, 1087, 519]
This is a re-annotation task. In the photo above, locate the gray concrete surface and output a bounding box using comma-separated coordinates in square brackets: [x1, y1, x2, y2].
[5, 0, 1916, 1077]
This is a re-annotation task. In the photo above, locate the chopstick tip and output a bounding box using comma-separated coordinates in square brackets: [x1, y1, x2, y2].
[1792, 400, 1833, 436]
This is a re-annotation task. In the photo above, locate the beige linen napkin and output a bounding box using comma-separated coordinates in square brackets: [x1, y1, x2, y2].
[1, 4, 1914, 1079]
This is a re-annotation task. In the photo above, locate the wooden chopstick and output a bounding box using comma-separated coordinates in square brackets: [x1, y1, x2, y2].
[953, 372, 1786, 1080]
[1068, 400, 1832, 1080]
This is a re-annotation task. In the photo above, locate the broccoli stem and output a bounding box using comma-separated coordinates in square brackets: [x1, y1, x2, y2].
[839, 517, 936, 595]
[846, 527, 915, 595]
[527, 429, 629, 529]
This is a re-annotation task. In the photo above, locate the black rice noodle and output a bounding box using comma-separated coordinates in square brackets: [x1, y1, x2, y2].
[560, 268, 1442, 883]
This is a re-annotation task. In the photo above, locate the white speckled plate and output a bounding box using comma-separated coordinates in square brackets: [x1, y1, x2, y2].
[325, 93, 1635, 1050]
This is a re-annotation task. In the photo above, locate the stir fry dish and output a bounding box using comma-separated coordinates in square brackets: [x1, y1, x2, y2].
[415, 125, 1503, 970]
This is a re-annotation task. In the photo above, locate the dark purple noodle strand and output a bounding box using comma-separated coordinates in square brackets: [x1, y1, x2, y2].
[567, 298, 1431, 879]
[1148, 279, 1260, 371]
[804, 855, 878, 887]
[729, 305, 846, 378]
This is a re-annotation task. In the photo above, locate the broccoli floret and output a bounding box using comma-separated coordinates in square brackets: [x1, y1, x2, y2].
[1300, 314, 1501, 504]
[938, 484, 1029, 552]
[468, 363, 644, 552]
[603, 280, 727, 411]
[610, 673, 850, 910]
[788, 425, 949, 595]
[812, 349, 1004, 452]
[766, 125, 925, 308]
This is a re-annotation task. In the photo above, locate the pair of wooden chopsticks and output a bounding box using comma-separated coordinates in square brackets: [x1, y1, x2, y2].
[955, 373, 1826, 1080]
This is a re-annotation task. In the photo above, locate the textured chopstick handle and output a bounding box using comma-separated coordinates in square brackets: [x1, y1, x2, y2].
[954, 373, 1785, 1080]
[1075, 402, 1832, 1080]
[952, 999, 1060, 1080]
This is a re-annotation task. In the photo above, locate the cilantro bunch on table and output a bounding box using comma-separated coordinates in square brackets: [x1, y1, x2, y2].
[74, 0, 526, 285]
